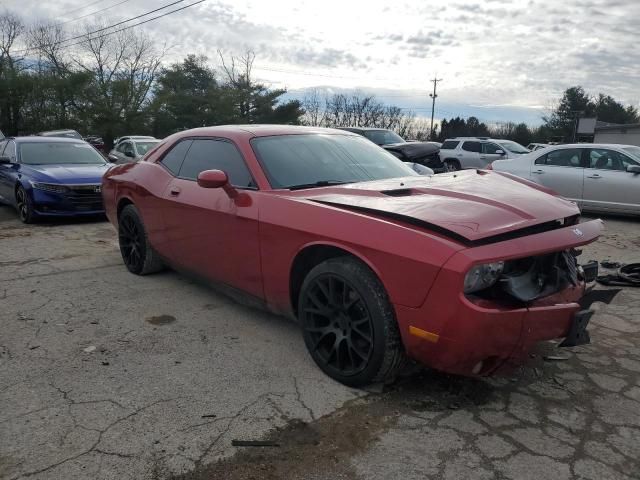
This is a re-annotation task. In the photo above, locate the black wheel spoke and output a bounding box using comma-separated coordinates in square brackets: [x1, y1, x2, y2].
[302, 273, 373, 377]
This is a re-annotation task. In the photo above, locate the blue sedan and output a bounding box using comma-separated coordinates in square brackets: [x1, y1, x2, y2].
[0, 137, 111, 223]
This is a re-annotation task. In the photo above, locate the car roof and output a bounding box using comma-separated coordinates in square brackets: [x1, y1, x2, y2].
[170, 125, 359, 140]
[540, 143, 637, 150]
[10, 136, 86, 144]
[338, 127, 390, 132]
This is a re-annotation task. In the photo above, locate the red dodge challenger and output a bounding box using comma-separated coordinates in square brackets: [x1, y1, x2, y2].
[103, 125, 602, 386]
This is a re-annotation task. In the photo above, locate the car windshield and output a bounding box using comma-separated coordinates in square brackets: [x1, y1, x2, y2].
[363, 130, 405, 145]
[135, 141, 160, 155]
[251, 134, 418, 189]
[497, 140, 530, 154]
[622, 146, 640, 161]
[19, 142, 107, 165]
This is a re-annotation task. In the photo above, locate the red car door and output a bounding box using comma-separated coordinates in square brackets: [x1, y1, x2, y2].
[160, 138, 263, 299]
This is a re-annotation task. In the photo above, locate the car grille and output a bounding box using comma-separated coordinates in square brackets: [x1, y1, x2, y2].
[66, 185, 104, 211]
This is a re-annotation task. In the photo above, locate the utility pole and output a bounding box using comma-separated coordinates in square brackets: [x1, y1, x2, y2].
[429, 77, 443, 140]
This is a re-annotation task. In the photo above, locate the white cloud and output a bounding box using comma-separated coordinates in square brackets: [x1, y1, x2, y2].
[4, 0, 639, 122]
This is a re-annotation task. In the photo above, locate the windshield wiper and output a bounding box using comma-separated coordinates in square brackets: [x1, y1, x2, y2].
[287, 180, 351, 190]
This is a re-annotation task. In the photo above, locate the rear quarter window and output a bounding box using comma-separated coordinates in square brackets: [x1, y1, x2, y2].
[159, 140, 192, 175]
[441, 140, 460, 150]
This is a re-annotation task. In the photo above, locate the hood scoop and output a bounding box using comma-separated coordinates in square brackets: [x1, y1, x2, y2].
[381, 188, 414, 197]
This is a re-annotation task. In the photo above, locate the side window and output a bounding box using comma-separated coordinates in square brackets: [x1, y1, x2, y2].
[160, 140, 192, 176]
[441, 140, 460, 150]
[116, 142, 127, 153]
[178, 139, 254, 188]
[535, 149, 583, 167]
[0, 140, 7, 155]
[589, 148, 637, 171]
[123, 142, 135, 156]
[482, 142, 502, 154]
[462, 141, 481, 153]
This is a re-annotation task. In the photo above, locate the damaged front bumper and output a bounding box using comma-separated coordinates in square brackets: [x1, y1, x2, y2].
[394, 219, 604, 376]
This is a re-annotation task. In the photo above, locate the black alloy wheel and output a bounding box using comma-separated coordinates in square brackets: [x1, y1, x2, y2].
[299, 257, 405, 387]
[117, 204, 164, 275]
[302, 273, 374, 377]
[119, 213, 144, 273]
[16, 186, 35, 223]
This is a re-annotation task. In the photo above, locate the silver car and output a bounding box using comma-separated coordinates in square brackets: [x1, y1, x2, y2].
[492, 143, 640, 215]
[108, 137, 160, 164]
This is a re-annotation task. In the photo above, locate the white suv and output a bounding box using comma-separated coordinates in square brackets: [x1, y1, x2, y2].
[439, 137, 530, 171]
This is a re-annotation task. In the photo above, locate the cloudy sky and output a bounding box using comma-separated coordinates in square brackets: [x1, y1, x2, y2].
[3, 0, 639, 124]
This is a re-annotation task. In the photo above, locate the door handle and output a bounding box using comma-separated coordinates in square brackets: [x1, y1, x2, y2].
[532, 169, 544, 174]
[169, 187, 181, 196]
[586, 174, 602, 179]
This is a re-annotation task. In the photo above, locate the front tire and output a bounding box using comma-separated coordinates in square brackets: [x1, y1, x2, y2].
[118, 204, 164, 275]
[444, 159, 461, 172]
[15, 185, 36, 224]
[299, 257, 405, 387]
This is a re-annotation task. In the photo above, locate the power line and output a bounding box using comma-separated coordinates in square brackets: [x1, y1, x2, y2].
[63, 0, 109, 16]
[12, 0, 202, 56]
[58, 0, 134, 26]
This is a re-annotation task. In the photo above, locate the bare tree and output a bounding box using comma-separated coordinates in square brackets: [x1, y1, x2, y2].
[69, 25, 164, 146]
[0, 10, 24, 70]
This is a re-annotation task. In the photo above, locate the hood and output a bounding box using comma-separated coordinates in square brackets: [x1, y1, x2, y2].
[24, 163, 110, 183]
[382, 142, 440, 160]
[299, 170, 580, 244]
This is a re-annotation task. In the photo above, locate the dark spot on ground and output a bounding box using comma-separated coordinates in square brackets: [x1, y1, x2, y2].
[167, 369, 503, 480]
[146, 315, 177, 325]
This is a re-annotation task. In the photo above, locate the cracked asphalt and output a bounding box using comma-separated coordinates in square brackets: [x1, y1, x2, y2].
[0, 205, 639, 480]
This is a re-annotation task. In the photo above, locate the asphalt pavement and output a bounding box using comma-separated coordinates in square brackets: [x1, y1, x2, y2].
[0, 205, 639, 480]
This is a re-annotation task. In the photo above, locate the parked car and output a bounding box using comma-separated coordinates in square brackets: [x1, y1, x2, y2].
[103, 125, 601, 386]
[527, 142, 550, 151]
[113, 135, 156, 146]
[339, 127, 444, 172]
[108, 137, 161, 164]
[491, 143, 640, 216]
[37, 129, 83, 140]
[84, 135, 105, 153]
[439, 137, 530, 171]
[0, 137, 110, 223]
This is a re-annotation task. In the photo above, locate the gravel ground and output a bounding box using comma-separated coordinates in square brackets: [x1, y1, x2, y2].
[0, 205, 638, 480]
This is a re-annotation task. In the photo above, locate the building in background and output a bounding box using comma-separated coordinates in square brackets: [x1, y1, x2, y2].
[594, 122, 640, 146]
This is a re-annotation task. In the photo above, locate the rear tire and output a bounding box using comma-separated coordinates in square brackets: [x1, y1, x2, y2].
[444, 159, 461, 172]
[298, 257, 406, 387]
[118, 204, 164, 275]
[15, 185, 36, 224]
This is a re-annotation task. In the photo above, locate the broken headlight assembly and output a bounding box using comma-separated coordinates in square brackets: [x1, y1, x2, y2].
[463, 261, 505, 294]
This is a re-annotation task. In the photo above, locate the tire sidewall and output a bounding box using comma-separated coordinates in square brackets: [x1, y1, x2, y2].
[16, 186, 35, 224]
[299, 258, 395, 387]
[118, 205, 148, 275]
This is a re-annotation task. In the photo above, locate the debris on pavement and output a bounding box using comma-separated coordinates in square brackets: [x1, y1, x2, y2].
[597, 263, 640, 287]
[83, 345, 96, 353]
[145, 314, 177, 325]
[231, 440, 280, 447]
[543, 354, 570, 361]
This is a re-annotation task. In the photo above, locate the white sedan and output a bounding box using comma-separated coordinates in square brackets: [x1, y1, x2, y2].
[491, 143, 640, 215]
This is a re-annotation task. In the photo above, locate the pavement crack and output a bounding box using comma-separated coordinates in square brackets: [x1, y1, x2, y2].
[293, 376, 316, 421]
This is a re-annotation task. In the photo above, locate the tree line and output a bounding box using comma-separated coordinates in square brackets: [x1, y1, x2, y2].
[0, 11, 303, 149]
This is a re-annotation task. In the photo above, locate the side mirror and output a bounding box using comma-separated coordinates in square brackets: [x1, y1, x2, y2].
[197, 169, 228, 188]
[0, 156, 10, 164]
[197, 169, 238, 198]
[627, 165, 640, 174]
[495, 149, 505, 155]
[125, 150, 135, 158]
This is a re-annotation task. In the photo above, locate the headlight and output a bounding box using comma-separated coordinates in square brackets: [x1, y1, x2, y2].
[464, 261, 505, 294]
[29, 181, 69, 194]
